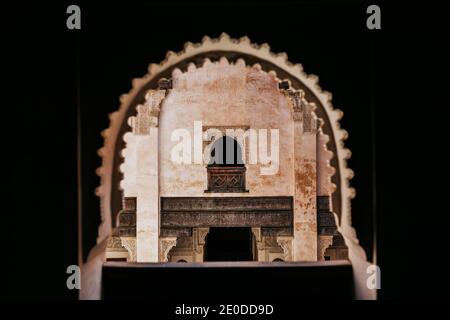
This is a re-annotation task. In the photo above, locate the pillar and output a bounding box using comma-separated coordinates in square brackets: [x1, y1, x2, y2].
[136, 129, 159, 262]
[290, 90, 318, 261]
[127, 89, 166, 262]
[193, 227, 209, 262]
[252, 228, 266, 261]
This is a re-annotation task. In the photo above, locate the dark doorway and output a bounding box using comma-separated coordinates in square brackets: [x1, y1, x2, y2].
[208, 136, 244, 166]
[204, 227, 254, 261]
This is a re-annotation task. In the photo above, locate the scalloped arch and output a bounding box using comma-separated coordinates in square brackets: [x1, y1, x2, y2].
[94, 33, 363, 264]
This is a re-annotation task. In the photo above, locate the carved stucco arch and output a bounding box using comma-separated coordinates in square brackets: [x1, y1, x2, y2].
[84, 33, 373, 300]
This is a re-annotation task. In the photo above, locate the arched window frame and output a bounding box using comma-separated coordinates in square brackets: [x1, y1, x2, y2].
[205, 136, 248, 193]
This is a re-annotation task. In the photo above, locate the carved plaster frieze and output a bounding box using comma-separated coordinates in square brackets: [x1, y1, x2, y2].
[264, 237, 279, 248]
[198, 228, 209, 245]
[285, 88, 318, 134]
[159, 237, 177, 262]
[193, 228, 209, 254]
[127, 89, 166, 134]
[120, 237, 137, 262]
[276, 236, 293, 261]
[251, 227, 265, 251]
[286, 89, 304, 122]
[302, 102, 318, 134]
[318, 235, 334, 261]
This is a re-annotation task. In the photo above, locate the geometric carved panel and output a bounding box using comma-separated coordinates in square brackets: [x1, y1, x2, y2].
[206, 166, 248, 193]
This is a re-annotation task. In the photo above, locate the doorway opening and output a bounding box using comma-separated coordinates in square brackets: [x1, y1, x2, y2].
[204, 227, 254, 261]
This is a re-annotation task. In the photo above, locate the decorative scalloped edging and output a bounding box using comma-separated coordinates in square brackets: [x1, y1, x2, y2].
[90, 34, 373, 300]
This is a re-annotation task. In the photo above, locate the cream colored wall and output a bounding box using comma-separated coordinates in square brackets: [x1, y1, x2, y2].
[159, 58, 294, 197]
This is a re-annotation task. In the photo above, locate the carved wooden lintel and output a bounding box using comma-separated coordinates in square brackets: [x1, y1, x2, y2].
[117, 196, 137, 237]
[261, 227, 292, 237]
[161, 211, 292, 228]
[161, 196, 293, 230]
[160, 227, 192, 237]
[161, 196, 293, 211]
[122, 197, 137, 211]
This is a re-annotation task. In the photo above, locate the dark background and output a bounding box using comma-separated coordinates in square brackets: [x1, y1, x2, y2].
[3, 0, 449, 302]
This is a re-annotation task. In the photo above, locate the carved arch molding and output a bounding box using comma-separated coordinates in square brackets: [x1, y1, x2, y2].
[85, 34, 372, 299]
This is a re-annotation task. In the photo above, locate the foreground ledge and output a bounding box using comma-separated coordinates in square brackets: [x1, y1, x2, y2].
[102, 260, 353, 300]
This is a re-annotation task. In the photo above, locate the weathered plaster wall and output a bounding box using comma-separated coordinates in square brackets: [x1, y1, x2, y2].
[119, 59, 320, 263]
[159, 58, 294, 197]
[292, 103, 317, 261]
[120, 91, 165, 262]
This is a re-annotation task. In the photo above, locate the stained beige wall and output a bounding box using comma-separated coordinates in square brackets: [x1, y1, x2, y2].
[158, 59, 294, 197]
